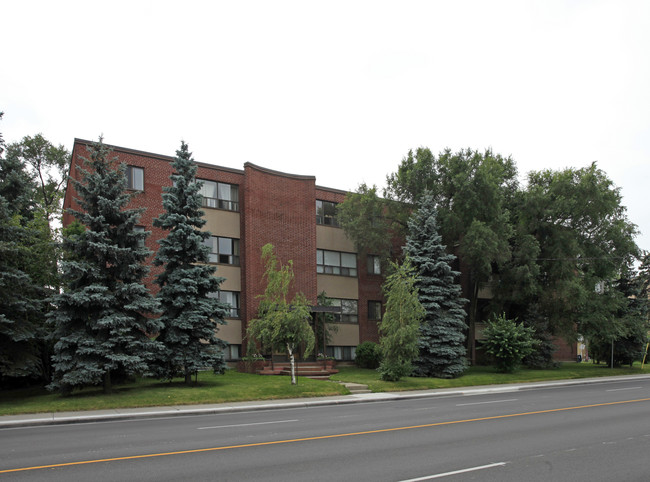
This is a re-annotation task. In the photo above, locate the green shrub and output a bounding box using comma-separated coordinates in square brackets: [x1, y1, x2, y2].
[523, 331, 559, 369]
[483, 314, 535, 373]
[355, 341, 382, 369]
[377, 360, 412, 382]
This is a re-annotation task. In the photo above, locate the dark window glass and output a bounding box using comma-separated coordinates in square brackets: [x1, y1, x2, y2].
[209, 290, 240, 318]
[126, 166, 144, 190]
[316, 200, 339, 226]
[317, 249, 357, 277]
[204, 236, 240, 265]
[198, 179, 239, 211]
[328, 298, 358, 323]
[368, 301, 382, 320]
[367, 255, 381, 275]
[326, 346, 356, 360]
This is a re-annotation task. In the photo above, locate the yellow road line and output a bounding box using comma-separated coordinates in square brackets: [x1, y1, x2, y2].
[2, 397, 649, 474]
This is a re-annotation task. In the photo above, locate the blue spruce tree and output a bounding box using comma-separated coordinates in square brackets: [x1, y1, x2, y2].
[152, 141, 227, 385]
[406, 194, 468, 378]
[49, 139, 162, 394]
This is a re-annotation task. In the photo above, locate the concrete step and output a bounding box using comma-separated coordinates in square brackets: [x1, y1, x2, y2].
[341, 382, 371, 394]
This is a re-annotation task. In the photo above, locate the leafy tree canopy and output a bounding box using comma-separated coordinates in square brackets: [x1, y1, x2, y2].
[517, 163, 639, 339]
[5, 134, 69, 224]
[0, 114, 60, 384]
[378, 259, 425, 381]
[336, 183, 399, 262]
[247, 243, 315, 384]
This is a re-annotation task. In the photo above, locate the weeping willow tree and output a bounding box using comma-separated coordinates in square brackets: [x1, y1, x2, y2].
[247, 243, 315, 385]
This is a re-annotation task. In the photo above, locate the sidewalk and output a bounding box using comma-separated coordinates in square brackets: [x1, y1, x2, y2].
[2, 374, 649, 429]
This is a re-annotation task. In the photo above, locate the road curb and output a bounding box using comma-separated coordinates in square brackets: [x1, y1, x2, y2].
[3, 374, 649, 429]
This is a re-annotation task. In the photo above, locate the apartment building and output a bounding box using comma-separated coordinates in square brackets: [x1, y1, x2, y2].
[63, 139, 384, 362]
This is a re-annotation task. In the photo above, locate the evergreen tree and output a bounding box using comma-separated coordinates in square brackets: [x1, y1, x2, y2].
[406, 195, 468, 378]
[49, 138, 161, 394]
[152, 141, 227, 384]
[378, 259, 424, 381]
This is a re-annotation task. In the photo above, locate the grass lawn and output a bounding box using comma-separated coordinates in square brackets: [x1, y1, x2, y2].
[331, 362, 650, 392]
[1, 362, 647, 417]
[0, 370, 348, 416]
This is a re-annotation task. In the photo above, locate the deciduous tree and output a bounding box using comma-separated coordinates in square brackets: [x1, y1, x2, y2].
[5, 134, 69, 225]
[247, 244, 315, 385]
[0, 114, 58, 384]
[336, 183, 401, 262]
[378, 259, 424, 381]
[518, 163, 639, 340]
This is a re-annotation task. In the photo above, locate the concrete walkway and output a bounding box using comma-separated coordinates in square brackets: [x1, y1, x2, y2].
[2, 374, 649, 429]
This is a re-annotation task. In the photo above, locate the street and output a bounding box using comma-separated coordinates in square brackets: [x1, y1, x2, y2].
[1, 377, 650, 481]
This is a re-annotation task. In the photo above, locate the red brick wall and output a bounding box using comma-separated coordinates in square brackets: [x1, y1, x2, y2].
[64, 140, 175, 290]
[63, 139, 246, 295]
[358, 270, 383, 343]
[63, 141, 384, 350]
[242, 164, 318, 323]
[552, 336, 577, 362]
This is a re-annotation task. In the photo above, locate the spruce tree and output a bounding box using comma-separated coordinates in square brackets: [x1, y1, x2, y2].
[49, 139, 162, 394]
[406, 194, 468, 378]
[152, 141, 227, 385]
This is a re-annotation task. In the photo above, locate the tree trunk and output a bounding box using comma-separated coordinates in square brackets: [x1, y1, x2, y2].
[185, 371, 192, 386]
[288, 344, 297, 385]
[103, 371, 112, 394]
[467, 279, 479, 365]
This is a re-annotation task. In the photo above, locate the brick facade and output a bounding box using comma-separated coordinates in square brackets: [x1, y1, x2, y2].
[242, 164, 318, 322]
[63, 139, 384, 360]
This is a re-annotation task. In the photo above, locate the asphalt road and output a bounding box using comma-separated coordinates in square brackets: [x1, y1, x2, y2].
[2, 377, 650, 481]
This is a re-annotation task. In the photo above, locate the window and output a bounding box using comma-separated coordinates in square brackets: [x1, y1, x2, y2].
[198, 179, 239, 211]
[368, 301, 382, 321]
[126, 166, 144, 190]
[133, 225, 146, 248]
[326, 346, 356, 361]
[367, 255, 381, 275]
[209, 290, 240, 318]
[204, 236, 240, 265]
[328, 298, 358, 323]
[220, 291, 241, 318]
[316, 200, 339, 227]
[317, 249, 357, 277]
[225, 344, 241, 361]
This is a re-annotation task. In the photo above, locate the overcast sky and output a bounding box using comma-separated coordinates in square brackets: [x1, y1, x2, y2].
[2, 0, 649, 252]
